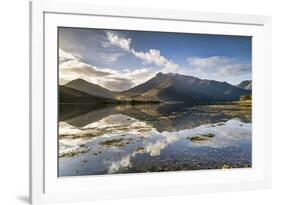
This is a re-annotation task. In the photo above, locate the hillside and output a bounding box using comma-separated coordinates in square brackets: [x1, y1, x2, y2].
[237, 80, 252, 90]
[119, 72, 251, 104]
[59, 86, 115, 104]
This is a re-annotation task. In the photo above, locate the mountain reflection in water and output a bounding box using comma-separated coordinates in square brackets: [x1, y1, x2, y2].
[58, 103, 252, 176]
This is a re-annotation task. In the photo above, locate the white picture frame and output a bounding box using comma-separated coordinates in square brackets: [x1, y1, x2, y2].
[30, 1, 272, 204]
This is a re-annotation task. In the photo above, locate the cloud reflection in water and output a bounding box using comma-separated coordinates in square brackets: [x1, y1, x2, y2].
[59, 114, 251, 175]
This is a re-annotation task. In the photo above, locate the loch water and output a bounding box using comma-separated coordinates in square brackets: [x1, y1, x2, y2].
[58, 102, 252, 176]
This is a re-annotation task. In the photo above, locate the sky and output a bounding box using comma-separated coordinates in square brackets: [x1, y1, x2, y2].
[59, 27, 252, 92]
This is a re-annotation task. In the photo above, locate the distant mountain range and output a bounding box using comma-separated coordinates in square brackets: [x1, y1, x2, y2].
[237, 80, 252, 90]
[60, 72, 251, 105]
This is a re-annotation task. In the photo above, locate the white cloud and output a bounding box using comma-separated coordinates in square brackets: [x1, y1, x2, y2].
[106, 32, 179, 73]
[131, 49, 166, 66]
[59, 48, 80, 64]
[132, 48, 179, 73]
[106, 32, 131, 51]
[187, 56, 251, 77]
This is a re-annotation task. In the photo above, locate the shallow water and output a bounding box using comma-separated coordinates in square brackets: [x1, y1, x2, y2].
[58, 103, 252, 176]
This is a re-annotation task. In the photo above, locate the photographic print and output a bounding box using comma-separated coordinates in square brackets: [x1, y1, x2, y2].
[58, 27, 252, 177]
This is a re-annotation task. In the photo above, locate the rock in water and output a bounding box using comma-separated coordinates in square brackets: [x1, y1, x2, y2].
[189, 133, 215, 142]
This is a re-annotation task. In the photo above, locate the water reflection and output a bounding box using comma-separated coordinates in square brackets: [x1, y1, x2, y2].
[59, 103, 251, 176]
[60, 102, 251, 131]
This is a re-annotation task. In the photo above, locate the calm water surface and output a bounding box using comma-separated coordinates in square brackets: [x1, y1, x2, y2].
[58, 103, 251, 176]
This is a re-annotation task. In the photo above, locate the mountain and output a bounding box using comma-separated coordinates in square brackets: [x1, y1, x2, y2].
[59, 85, 115, 104]
[61, 73, 251, 105]
[65, 79, 116, 98]
[237, 80, 252, 90]
[119, 72, 251, 104]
